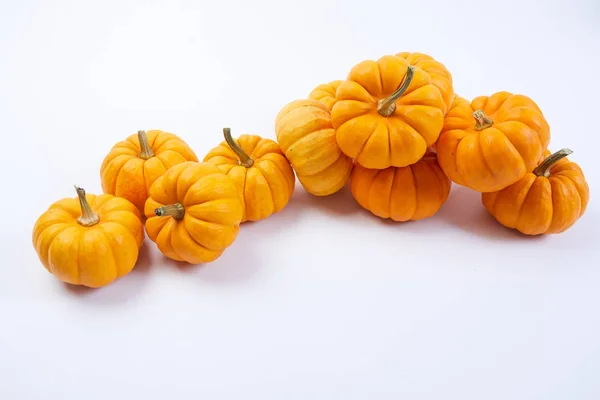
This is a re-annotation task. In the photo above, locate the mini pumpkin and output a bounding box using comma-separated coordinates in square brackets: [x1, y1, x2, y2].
[32, 186, 145, 288]
[275, 98, 353, 196]
[436, 93, 551, 192]
[308, 80, 342, 111]
[100, 129, 198, 213]
[395, 51, 454, 114]
[350, 150, 451, 221]
[203, 128, 295, 222]
[144, 161, 243, 264]
[482, 148, 589, 235]
[331, 55, 446, 169]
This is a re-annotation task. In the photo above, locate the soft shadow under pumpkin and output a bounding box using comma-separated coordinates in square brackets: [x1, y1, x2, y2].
[169, 229, 263, 285]
[437, 186, 547, 241]
[285, 183, 361, 217]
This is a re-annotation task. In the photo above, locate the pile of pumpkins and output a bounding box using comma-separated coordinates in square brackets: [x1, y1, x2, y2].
[32, 51, 590, 288]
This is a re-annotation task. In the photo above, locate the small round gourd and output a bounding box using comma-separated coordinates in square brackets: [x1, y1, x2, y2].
[436, 93, 551, 192]
[350, 151, 451, 221]
[144, 161, 243, 264]
[100, 129, 198, 213]
[331, 55, 446, 169]
[482, 148, 589, 235]
[32, 186, 144, 288]
[275, 99, 353, 196]
[203, 128, 295, 223]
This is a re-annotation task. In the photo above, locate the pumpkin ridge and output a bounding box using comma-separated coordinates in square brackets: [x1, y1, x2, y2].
[252, 163, 276, 214]
[259, 157, 293, 196]
[387, 167, 397, 216]
[548, 178, 571, 233]
[97, 224, 120, 279]
[120, 138, 140, 152]
[367, 168, 386, 211]
[71, 229, 83, 285]
[476, 130, 496, 182]
[182, 216, 228, 252]
[149, 131, 175, 152]
[391, 112, 426, 144]
[552, 175, 583, 218]
[301, 150, 342, 177]
[510, 177, 537, 229]
[496, 112, 545, 146]
[185, 199, 241, 225]
[36, 223, 71, 270]
[182, 171, 231, 205]
[152, 137, 182, 155]
[492, 123, 532, 168]
[409, 163, 419, 220]
[111, 145, 137, 155]
[354, 125, 379, 166]
[422, 159, 444, 203]
[375, 61, 386, 98]
[102, 154, 134, 196]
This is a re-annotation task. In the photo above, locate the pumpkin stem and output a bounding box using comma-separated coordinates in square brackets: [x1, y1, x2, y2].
[377, 65, 415, 117]
[138, 130, 155, 160]
[74, 185, 100, 227]
[223, 127, 254, 168]
[533, 148, 573, 177]
[472, 110, 494, 130]
[155, 203, 185, 220]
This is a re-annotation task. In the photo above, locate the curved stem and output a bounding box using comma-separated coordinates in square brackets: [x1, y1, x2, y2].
[138, 130, 155, 160]
[533, 148, 573, 177]
[74, 185, 99, 227]
[377, 65, 415, 117]
[223, 128, 253, 167]
[472, 110, 494, 130]
[155, 203, 185, 220]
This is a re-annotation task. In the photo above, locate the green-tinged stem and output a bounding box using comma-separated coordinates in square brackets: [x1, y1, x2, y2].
[74, 185, 100, 227]
[533, 148, 573, 177]
[155, 203, 185, 220]
[138, 130, 155, 160]
[223, 127, 253, 167]
[472, 110, 493, 130]
[377, 65, 415, 117]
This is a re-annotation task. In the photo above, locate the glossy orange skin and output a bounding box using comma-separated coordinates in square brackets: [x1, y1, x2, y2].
[275, 99, 353, 196]
[308, 80, 342, 111]
[203, 134, 296, 222]
[331, 54, 446, 169]
[32, 193, 144, 288]
[100, 130, 198, 213]
[395, 51, 454, 114]
[350, 152, 451, 221]
[436, 93, 550, 192]
[144, 162, 243, 264]
[482, 150, 589, 235]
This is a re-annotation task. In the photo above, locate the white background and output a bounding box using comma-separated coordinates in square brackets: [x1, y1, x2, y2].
[1, 0, 599, 399]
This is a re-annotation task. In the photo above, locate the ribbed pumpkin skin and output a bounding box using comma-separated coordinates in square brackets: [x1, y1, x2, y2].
[482, 149, 589, 235]
[275, 99, 353, 196]
[350, 152, 451, 221]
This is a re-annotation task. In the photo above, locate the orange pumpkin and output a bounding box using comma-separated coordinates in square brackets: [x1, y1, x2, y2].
[32, 186, 144, 288]
[275, 99, 353, 196]
[100, 129, 198, 213]
[436, 93, 551, 192]
[482, 148, 589, 235]
[350, 151, 451, 221]
[144, 161, 243, 264]
[202, 128, 295, 222]
[331, 55, 446, 169]
[395, 51, 454, 114]
[308, 80, 342, 111]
